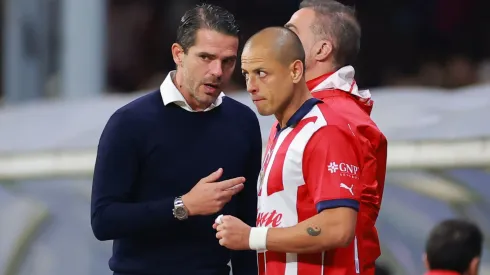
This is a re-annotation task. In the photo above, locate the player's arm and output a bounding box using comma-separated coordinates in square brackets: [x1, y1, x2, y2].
[91, 110, 180, 241]
[260, 125, 361, 253]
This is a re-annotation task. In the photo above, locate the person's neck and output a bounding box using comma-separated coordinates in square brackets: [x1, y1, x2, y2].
[173, 70, 207, 111]
[306, 63, 337, 82]
[275, 84, 312, 129]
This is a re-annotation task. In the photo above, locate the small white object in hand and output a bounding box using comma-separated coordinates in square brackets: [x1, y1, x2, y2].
[215, 214, 224, 225]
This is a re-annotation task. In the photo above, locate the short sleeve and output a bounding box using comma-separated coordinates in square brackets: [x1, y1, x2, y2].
[302, 125, 362, 213]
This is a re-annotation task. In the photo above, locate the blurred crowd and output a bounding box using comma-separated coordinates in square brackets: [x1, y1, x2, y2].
[106, 0, 490, 94]
[0, 0, 488, 99]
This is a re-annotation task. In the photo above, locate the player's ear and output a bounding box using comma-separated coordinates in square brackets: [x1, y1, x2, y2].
[171, 43, 185, 67]
[290, 59, 304, 84]
[314, 40, 333, 62]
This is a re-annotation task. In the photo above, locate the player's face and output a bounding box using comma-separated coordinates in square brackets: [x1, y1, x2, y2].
[286, 8, 320, 75]
[173, 29, 238, 110]
[241, 46, 295, 116]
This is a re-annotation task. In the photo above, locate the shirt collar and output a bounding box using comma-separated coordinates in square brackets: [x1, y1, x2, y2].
[306, 65, 372, 104]
[276, 98, 321, 132]
[160, 70, 225, 112]
[306, 72, 335, 91]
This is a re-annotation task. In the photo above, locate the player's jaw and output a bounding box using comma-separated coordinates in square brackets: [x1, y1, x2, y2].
[189, 78, 222, 107]
[252, 96, 275, 116]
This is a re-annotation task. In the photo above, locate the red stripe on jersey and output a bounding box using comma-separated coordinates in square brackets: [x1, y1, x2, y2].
[258, 252, 266, 275]
[267, 116, 318, 196]
[297, 184, 323, 275]
[265, 251, 287, 275]
[259, 123, 280, 196]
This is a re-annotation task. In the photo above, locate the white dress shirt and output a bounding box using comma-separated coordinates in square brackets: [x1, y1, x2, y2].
[160, 70, 225, 112]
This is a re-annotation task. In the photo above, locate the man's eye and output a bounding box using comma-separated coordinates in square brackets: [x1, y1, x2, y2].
[259, 71, 267, 78]
[201, 56, 210, 60]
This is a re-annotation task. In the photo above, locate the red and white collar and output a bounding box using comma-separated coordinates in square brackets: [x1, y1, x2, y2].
[307, 66, 372, 105]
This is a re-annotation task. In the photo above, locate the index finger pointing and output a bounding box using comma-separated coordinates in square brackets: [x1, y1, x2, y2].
[217, 177, 245, 190]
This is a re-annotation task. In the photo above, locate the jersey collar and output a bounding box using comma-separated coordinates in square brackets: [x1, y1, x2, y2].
[306, 66, 372, 105]
[276, 98, 321, 132]
[306, 72, 334, 91]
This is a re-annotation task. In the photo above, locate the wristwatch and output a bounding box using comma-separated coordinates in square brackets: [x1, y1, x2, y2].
[173, 196, 189, 220]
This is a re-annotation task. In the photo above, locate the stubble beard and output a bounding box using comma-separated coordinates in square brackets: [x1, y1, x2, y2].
[181, 67, 220, 109]
[181, 69, 206, 108]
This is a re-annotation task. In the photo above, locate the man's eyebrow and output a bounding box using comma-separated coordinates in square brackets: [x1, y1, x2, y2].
[197, 52, 236, 61]
[196, 52, 217, 58]
[223, 55, 237, 61]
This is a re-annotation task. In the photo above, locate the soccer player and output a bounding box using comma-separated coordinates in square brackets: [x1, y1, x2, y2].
[214, 26, 381, 275]
[423, 219, 484, 275]
[91, 4, 261, 275]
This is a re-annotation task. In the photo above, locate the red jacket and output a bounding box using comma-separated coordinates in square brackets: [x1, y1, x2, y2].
[307, 66, 388, 275]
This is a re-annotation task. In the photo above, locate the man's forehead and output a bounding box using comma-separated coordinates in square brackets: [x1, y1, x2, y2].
[189, 29, 238, 57]
[241, 53, 282, 72]
[288, 8, 316, 28]
[189, 45, 237, 60]
[241, 46, 270, 63]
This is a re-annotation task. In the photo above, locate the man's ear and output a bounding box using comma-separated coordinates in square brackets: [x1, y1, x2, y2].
[314, 40, 333, 62]
[468, 257, 480, 275]
[423, 253, 430, 271]
[290, 60, 304, 84]
[171, 43, 185, 67]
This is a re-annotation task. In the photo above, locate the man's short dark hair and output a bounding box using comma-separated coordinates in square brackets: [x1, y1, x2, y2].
[425, 219, 483, 273]
[299, 0, 360, 68]
[176, 4, 239, 53]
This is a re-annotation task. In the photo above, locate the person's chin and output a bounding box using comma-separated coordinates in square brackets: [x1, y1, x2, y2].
[256, 106, 274, 116]
[196, 94, 218, 107]
[198, 87, 220, 100]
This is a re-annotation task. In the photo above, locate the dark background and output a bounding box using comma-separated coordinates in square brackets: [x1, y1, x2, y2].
[105, 0, 490, 93]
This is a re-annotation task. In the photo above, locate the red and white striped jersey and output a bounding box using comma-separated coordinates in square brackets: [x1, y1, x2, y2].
[256, 66, 387, 275]
[257, 97, 365, 275]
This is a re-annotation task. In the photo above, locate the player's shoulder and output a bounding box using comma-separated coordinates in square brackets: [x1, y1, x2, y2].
[116, 89, 161, 112]
[285, 101, 348, 139]
[317, 99, 388, 151]
[304, 103, 358, 142]
[313, 101, 350, 125]
[108, 90, 161, 126]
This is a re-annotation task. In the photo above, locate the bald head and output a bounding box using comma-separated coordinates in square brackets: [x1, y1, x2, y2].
[244, 27, 306, 71]
[241, 27, 311, 118]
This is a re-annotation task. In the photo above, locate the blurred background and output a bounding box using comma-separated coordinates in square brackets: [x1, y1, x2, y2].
[0, 0, 489, 275]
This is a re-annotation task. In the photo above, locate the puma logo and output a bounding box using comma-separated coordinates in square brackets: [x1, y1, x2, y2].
[340, 183, 354, 195]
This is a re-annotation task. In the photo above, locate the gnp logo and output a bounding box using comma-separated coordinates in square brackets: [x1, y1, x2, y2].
[327, 162, 359, 179]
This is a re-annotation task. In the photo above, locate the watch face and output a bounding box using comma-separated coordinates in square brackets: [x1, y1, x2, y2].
[175, 207, 187, 218]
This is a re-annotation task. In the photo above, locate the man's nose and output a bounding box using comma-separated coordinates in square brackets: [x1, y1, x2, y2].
[209, 60, 223, 77]
[246, 77, 258, 94]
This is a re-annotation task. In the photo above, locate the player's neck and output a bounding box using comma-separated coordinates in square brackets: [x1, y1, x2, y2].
[306, 63, 337, 82]
[276, 85, 312, 129]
